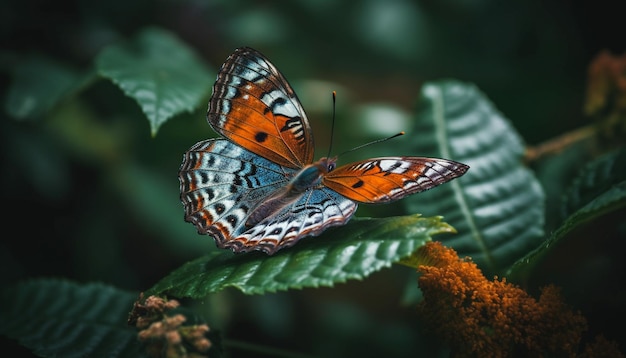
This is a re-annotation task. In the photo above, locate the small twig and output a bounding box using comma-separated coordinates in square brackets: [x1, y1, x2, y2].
[524, 124, 598, 163]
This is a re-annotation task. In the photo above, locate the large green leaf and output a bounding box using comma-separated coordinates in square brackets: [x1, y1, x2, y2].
[404, 80, 545, 277]
[96, 27, 213, 136]
[146, 215, 454, 297]
[0, 279, 143, 357]
[508, 148, 626, 278]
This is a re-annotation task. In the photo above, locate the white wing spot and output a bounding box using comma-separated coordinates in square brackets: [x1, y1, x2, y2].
[379, 159, 410, 174]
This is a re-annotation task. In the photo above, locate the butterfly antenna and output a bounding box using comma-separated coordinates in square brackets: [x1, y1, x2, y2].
[327, 91, 405, 158]
[326, 91, 337, 158]
[337, 131, 406, 158]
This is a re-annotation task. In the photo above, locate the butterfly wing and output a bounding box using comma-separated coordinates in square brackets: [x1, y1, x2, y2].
[179, 138, 356, 254]
[179, 138, 293, 243]
[208, 47, 314, 169]
[229, 187, 357, 254]
[323, 157, 469, 203]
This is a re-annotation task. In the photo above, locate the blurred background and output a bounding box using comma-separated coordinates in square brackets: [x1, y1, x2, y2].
[1, 0, 624, 357]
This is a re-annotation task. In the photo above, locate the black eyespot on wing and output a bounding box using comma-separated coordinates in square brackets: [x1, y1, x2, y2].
[226, 215, 238, 225]
[255, 132, 268, 142]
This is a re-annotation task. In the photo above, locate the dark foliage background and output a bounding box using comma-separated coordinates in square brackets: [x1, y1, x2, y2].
[1, 0, 624, 357]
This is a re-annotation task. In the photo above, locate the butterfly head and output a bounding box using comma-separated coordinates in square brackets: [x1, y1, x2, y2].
[315, 157, 338, 174]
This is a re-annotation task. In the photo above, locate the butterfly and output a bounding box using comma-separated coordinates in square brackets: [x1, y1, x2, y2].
[179, 47, 469, 255]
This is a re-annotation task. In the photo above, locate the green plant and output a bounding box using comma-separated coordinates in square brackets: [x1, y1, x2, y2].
[2, 7, 625, 357]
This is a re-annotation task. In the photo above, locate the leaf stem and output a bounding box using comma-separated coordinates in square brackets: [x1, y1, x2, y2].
[524, 124, 597, 163]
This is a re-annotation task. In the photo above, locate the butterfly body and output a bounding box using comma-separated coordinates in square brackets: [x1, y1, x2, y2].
[245, 157, 333, 228]
[179, 47, 469, 254]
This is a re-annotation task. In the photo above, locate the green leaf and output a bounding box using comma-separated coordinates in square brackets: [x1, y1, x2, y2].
[0, 278, 143, 357]
[4, 56, 90, 120]
[96, 27, 213, 136]
[147, 215, 454, 297]
[560, 148, 626, 219]
[533, 140, 593, 233]
[404, 80, 545, 277]
[508, 148, 626, 278]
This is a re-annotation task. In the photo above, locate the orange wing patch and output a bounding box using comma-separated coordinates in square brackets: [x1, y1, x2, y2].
[207, 49, 314, 169]
[323, 157, 468, 204]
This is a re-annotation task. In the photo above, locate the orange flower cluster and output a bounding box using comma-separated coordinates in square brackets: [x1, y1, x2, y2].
[415, 242, 588, 357]
[129, 294, 212, 358]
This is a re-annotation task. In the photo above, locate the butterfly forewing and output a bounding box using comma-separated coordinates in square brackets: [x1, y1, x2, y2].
[323, 157, 469, 203]
[208, 47, 314, 169]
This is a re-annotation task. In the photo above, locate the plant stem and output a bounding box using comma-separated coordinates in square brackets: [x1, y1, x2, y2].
[524, 124, 597, 163]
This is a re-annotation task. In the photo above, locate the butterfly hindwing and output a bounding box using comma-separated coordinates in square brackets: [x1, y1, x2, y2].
[323, 157, 469, 203]
[179, 138, 357, 254]
[208, 47, 314, 169]
[227, 187, 357, 254]
[179, 139, 292, 240]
